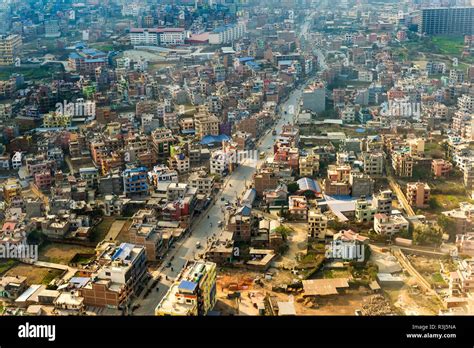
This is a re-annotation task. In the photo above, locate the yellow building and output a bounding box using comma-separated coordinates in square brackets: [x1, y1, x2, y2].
[43, 112, 72, 128]
[2, 178, 22, 204]
[0, 35, 22, 66]
[155, 261, 217, 316]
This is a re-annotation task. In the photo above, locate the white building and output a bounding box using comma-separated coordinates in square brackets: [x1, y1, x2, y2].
[374, 213, 409, 235]
[129, 28, 185, 46]
[208, 22, 246, 45]
[11, 152, 22, 170]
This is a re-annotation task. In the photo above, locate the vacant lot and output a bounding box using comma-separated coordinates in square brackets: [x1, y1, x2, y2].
[0, 259, 19, 275]
[6, 264, 64, 285]
[39, 243, 95, 265]
[90, 217, 117, 243]
[431, 36, 464, 55]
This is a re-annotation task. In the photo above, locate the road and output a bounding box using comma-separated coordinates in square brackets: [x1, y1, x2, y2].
[133, 15, 315, 315]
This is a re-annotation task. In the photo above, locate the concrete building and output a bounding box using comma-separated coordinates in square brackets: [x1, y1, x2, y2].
[299, 154, 320, 177]
[209, 22, 246, 45]
[374, 213, 409, 236]
[419, 7, 474, 36]
[155, 261, 217, 316]
[129, 28, 186, 46]
[302, 82, 326, 114]
[0, 34, 22, 65]
[355, 198, 377, 223]
[362, 151, 384, 176]
[81, 242, 147, 309]
[406, 182, 430, 208]
[123, 167, 149, 198]
[372, 190, 393, 215]
[188, 171, 215, 196]
[432, 159, 453, 178]
[308, 208, 328, 240]
[392, 151, 413, 177]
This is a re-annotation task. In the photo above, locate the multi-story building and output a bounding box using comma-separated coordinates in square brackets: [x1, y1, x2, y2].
[302, 82, 326, 113]
[0, 34, 22, 65]
[208, 22, 246, 45]
[299, 154, 320, 177]
[391, 151, 413, 177]
[151, 128, 174, 161]
[81, 242, 147, 309]
[129, 28, 186, 46]
[254, 169, 280, 196]
[79, 167, 99, 190]
[123, 167, 149, 198]
[155, 261, 217, 316]
[68, 48, 107, 75]
[372, 190, 393, 215]
[443, 202, 474, 236]
[361, 151, 384, 176]
[406, 182, 431, 208]
[373, 213, 409, 235]
[449, 258, 474, 295]
[194, 109, 219, 140]
[188, 171, 215, 196]
[288, 196, 308, 221]
[355, 198, 377, 223]
[432, 159, 453, 178]
[307, 208, 328, 240]
[419, 7, 474, 36]
[42, 112, 72, 129]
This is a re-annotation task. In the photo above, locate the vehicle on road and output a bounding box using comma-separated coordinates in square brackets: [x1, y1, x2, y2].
[196, 241, 201, 249]
[272, 130, 277, 135]
[218, 221, 223, 227]
[220, 197, 225, 201]
[259, 151, 265, 159]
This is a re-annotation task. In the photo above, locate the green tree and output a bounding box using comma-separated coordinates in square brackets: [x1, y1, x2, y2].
[437, 215, 456, 241]
[413, 224, 443, 246]
[287, 182, 299, 194]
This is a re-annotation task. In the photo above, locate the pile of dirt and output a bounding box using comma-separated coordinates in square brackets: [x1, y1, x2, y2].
[361, 295, 393, 316]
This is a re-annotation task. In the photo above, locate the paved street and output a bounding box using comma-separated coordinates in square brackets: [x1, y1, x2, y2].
[133, 16, 315, 315]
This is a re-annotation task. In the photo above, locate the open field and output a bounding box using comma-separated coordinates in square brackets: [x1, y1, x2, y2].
[90, 216, 117, 243]
[0, 259, 18, 275]
[5, 264, 64, 285]
[0, 65, 63, 81]
[39, 243, 95, 264]
[431, 36, 465, 55]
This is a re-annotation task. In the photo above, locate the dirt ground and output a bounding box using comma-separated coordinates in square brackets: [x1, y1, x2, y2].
[6, 264, 63, 285]
[215, 267, 375, 315]
[384, 277, 443, 315]
[273, 222, 308, 269]
[39, 243, 95, 264]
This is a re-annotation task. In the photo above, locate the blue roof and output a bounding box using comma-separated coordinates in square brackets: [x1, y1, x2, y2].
[69, 52, 81, 59]
[200, 134, 230, 145]
[296, 177, 321, 193]
[178, 280, 198, 292]
[239, 57, 254, 63]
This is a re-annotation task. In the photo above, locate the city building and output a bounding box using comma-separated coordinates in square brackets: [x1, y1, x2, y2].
[0, 34, 22, 65]
[155, 261, 217, 316]
[406, 182, 431, 208]
[419, 7, 474, 36]
[374, 213, 409, 236]
[307, 208, 328, 240]
[123, 167, 149, 198]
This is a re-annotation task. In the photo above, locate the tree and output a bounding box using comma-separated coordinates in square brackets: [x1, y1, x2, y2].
[413, 224, 443, 246]
[287, 182, 299, 194]
[437, 215, 456, 241]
